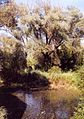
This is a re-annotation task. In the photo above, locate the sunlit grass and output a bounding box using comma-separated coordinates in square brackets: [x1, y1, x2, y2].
[70, 98, 84, 119]
[33, 67, 81, 86]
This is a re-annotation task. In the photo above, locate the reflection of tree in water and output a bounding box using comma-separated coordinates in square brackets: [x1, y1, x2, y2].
[0, 93, 27, 119]
[24, 93, 55, 119]
[24, 91, 78, 119]
[0, 89, 78, 119]
[39, 96, 55, 119]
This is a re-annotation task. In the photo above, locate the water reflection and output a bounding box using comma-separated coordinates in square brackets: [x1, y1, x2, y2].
[0, 93, 27, 119]
[23, 90, 79, 119]
[0, 89, 79, 119]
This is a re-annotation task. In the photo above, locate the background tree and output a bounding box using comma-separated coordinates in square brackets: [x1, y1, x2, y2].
[0, 1, 83, 71]
[18, 3, 84, 70]
[0, 1, 18, 27]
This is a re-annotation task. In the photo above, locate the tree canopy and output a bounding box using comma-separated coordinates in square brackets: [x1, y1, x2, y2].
[0, 1, 84, 71]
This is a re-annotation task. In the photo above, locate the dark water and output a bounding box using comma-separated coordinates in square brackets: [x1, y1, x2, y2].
[15, 90, 79, 119]
[0, 89, 80, 119]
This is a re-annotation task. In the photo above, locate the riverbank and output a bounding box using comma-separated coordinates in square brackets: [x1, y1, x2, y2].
[0, 66, 83, 92]
[0, 67, 83, 119]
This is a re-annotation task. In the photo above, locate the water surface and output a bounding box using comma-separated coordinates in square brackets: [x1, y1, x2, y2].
[13, 89, 80, 119]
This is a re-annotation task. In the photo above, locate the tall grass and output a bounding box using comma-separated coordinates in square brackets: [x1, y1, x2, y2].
[33, 66, 81, 86]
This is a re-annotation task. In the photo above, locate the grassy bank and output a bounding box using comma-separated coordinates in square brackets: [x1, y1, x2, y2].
[32, 66, 83, 89]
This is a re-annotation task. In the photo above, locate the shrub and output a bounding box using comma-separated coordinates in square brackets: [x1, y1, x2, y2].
[0, 37, 27, 84]
[70, 98, 84, 119]
[34, 66, 79, 85]
[58, 41, 83, 71]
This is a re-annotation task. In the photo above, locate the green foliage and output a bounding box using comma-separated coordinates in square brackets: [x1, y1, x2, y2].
[0, 2, 84, 88]
[34, 66, 80, 85]
[70, 98, 84, 119]
[19, 4, 84, 46]
[18, 4, 84, 71]
[70, 66, 84, 119]
[26, 39, 61, 71]
[26, 39, 43, 68]
[12, 43, 27, 72]
[58, 41, 83, 70]
[76, 65, 84, 94]
[0, 37, 27, 83]
[1, 2, 84, 72]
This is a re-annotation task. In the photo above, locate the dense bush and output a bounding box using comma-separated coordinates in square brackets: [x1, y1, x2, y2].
[57, 41, 83, 71]
[0, 37, 27, 84]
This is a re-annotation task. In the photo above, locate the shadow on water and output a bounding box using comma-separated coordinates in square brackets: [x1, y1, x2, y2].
[0, 93, 27, 119]
[0, 70, 80, 119]
[23, 90, 79, 119]
[0, 88, 80, 119]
